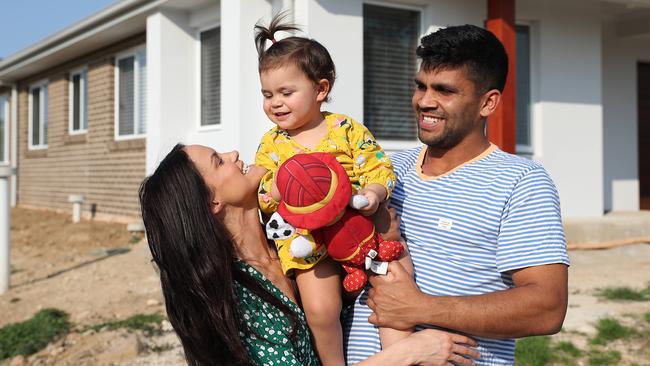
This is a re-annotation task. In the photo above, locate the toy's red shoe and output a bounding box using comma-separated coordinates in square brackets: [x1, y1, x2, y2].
[377, 235, 403, 262]
[342, 264, 367, 292]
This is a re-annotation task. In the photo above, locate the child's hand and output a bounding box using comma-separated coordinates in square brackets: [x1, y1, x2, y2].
[356, 189, 381, 216]
[355, 183, 388, 216]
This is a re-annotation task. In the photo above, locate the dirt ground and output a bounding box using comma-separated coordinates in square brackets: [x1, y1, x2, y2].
[0, 208, 649, 365]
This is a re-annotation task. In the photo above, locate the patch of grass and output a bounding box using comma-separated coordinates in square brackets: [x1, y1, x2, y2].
[515, 336, 552, 366]
[553, 340, 582, 364]
[516, 337, 585, 366]
[129, 233, 143, 244]
[596, 286, 649, 301]
[0, 308, 71, 361]
[591, 318, 636, 345]
[149, 343, 175, 353]
[645, 312, 650, 323]
[9, 298, 20, 303]
[89, 313, 164, 336]
[588, 350, 621, 365]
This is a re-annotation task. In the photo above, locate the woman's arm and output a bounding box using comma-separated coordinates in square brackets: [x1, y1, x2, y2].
[356, 329, 479, 366]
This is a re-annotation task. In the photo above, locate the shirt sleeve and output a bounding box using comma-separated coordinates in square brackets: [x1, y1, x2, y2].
[496, 166, 570, 273]
[347, 119, 397, 198]
[255, 133, 281, 214]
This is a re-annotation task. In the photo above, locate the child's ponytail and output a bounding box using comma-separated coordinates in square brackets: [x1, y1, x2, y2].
[254, 11, 336, 98]
[254, 11, 300, 58]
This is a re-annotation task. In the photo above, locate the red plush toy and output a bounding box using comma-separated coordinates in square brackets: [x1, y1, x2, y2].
[274, 152, 403, 292]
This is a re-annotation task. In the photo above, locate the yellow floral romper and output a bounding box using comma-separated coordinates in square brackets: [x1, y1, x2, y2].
[255, 112, 396, 274]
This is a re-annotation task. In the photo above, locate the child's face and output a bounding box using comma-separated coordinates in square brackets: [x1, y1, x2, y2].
[260, 64, 328, 132]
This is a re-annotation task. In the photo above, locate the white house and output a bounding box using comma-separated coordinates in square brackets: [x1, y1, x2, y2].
[0, 0, 648, 220]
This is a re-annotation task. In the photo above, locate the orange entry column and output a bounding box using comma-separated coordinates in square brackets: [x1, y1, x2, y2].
[486, 0, 516, 153]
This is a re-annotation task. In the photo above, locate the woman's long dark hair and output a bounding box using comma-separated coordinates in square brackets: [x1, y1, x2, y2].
[139, 144, 299, 366]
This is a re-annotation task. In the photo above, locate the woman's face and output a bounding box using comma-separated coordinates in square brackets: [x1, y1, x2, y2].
[184, 145, 266, 209]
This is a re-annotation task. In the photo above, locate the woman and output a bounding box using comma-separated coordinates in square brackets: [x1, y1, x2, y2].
[139, 143, 479, 366]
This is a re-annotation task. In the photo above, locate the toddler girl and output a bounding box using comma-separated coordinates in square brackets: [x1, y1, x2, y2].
[254, 13, 412, 366]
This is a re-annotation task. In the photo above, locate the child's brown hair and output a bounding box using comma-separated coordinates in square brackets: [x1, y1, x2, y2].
[254, 12, 336, 99]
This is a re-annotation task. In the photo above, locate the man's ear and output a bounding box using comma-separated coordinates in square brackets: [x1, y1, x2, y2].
[479, 89, 501, 118]
[316, 79, 331, 102]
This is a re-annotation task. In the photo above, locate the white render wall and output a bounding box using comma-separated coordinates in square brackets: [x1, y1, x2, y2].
[146, 0, 272, 173]
[146, 0, 610, 218]
[518, 0, 604, 218]
[146, 9, 198, 174]
[294, 0, 483, 153]
[602, 22, 649, 211]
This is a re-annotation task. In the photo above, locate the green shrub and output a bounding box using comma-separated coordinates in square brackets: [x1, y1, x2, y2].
[89, 313, 164, 335]
[588, 350, 621, 365]
[515, 336, 551, 366]
[591, 318, 636, 345]
[644, 312, 650, 323]
[0, 308, 71, 361]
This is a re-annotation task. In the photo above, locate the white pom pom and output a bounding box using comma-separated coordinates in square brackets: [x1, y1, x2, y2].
[290, 235, 314, 258]
[349, 194, 369, 209]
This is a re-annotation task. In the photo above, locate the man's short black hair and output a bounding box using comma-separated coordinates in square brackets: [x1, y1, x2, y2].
[416, 24, 508, 93]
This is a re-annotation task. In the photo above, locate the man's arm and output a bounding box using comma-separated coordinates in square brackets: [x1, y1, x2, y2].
[367, 261, 568, 339]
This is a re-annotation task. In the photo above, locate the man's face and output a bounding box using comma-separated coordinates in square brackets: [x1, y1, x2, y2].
[411, 67, 485, 149]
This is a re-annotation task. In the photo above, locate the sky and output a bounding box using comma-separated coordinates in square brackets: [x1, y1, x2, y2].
[0, 0, 117, 59]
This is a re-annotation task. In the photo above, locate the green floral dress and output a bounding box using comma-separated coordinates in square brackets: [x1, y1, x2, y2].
[234, 261, 321, 366]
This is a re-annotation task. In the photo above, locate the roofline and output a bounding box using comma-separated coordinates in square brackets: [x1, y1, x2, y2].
[0, 0, 164, 80]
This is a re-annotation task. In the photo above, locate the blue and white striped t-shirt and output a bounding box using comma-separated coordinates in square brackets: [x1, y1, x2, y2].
[343, 144, 569, 365]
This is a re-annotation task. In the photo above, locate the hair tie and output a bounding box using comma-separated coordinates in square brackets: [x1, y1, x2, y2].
[271, 37, 277, 44]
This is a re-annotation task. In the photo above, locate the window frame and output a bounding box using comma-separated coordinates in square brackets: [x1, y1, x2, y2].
[114, 45, 146, 141]
[28, 80, 49, 150]
[195, 22, 222, 132]
[68, 66, 88, 135]
[363, 0, 424, 150]
[515, 21, 538, 156]
[0, 94, 9, 163]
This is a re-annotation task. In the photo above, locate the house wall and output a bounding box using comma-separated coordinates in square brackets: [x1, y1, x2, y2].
[602, 21, 650, 211]
[293, 0, 483, 152]
[17, 34, 146, 221]
[518, 0, 604, 218]
[146, 0, 272, 173]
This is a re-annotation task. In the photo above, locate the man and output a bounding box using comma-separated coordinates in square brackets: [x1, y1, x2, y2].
[343, 24, 569, 365]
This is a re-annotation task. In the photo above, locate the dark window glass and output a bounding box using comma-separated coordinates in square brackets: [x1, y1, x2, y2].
[516, 25, 531, 148]
[201, 27, 220, 126]
[363, 4, 419, 140]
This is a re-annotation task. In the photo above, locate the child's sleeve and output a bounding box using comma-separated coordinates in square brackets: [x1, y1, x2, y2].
[255, 133, 281, 214]
[348, 120, 397, 198]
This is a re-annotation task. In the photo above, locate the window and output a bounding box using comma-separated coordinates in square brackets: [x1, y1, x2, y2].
[69, 68, 88, 134]
[363, 4, 420, 140]
[516, 24, 532, 153]
[29, 82, 48, 149]
[200, 26, 220, 126]
[0, 95, 8, 162]
[115, 48, 146, 139]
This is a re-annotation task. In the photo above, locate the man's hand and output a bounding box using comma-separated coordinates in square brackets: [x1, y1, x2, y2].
[367, 261, 426, 330]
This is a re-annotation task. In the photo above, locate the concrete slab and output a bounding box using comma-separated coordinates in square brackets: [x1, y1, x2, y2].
[564, 210, 650, 247]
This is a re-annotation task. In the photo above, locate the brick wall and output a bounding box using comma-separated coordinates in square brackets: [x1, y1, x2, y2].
[17, 34, 146, 221]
